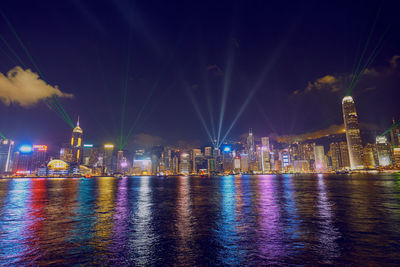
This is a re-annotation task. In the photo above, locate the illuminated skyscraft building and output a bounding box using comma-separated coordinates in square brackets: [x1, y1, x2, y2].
[65, 118, 83, 164]
[342, 96, 364, 169]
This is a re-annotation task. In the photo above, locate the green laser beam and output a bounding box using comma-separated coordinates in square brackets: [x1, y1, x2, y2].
[0, 132, 6, 139]
[380, 120, 400, 137]
[0, 8, 74, 128]
[0, 33, 27, 68]
[120, 29, 133, 150]
[0, 41, 18, 66]
[348, 6, 381, 91]
[346, 27, 388, 96]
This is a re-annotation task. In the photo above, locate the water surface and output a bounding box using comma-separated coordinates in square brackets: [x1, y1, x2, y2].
[0, 174, 400, 265]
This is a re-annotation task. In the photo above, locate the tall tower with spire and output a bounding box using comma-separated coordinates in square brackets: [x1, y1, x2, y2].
[68, 116, 83, 164]
[342, 96, 364, 169]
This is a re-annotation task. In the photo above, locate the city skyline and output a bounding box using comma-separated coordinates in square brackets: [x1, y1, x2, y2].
[0, 0, 399, 148]
[2, 95, 400, 176]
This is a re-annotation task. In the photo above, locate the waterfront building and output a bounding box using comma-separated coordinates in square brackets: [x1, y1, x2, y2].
[0, 139, 14, 173]
[67, 118, 83, 164]
[116, 150, 124, 173]
[342, 96, 364, 169]
[376, 136, 393, 167]
[13, 145, 34, 173]
[103, 144, 115, 174]
[363, 143, 377, 168]
[393, 148, 400, 168]
[192, 149, 202, 173]
[247, 129, 256, 162]
[330, 142, 350, 170]
[240, 153, 249, 172]
[82, 143, 94, 166]
[31, 145, 48, 172]
[261, 137, 270, 152]
[207, 158, 216, 173]
[204, 146, 212, 157]
[179, 153, 190, 175]
[314, 145, 326, 172]
[293, 160, 310, 173]
[390, 118, 400, 148]
[233, 157, 241, 172]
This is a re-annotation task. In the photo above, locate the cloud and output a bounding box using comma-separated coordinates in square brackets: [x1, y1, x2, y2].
[275, 124, 345, 143]
[293, 54, 400, 96]
[390, 55, 400, 69]
[207, 65, 224, 76]
[301, 74, 345, 94]
[131, 133, 164, 147]
[0, 66, 73, 107]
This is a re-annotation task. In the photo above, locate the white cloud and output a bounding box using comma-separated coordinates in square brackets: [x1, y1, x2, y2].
[0, 66, 72, 107]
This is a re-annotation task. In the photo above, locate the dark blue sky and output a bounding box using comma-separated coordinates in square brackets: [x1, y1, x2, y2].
[0, 0, 399, 150]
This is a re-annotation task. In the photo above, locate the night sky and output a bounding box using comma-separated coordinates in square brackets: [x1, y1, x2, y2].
[0, 0, 399, 151]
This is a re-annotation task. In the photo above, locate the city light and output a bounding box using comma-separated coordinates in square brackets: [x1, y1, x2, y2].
[19, 145, 33, 153]
[223, 146, 231, 152]
[33, 145, 47, 151]
[83, 144, 93, 148]
[104, 144, 114, 149]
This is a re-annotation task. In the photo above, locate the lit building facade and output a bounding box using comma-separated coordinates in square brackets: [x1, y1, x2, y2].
[330, 141, 350, 170]
[67, 118, 83, 164]
[390, 118, 400, 148]
[0, 139, 14, 173]
[376, 136, 393, 167]
[342, 96, 364, 169]
[313, 145, 326, 172]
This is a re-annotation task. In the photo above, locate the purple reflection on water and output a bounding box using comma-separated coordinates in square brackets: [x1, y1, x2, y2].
[258, 175, 285, 261]
[111, 177, 129, 253]
[317, 174, 341, 262]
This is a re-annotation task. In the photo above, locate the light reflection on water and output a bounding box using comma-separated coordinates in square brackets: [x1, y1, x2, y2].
[0, 174, 400, 265]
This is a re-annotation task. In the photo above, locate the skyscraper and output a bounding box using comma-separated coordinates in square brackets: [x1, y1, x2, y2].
[103, 144, 115, 174]
[330, 141, 350, 170]
[67, 118, 83, 164]
[376, 136, 393, 167]
[342, 96, 364, 169]
[247, 129, 256, 162]
[31, 145, 48, 172]
[313, 145, 326, 172]
[390, 118, 400, 148]
[0, 139, 14, 173]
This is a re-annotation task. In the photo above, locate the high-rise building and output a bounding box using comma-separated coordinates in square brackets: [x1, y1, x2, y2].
[204, 147, 212, 157]
[67, 118, 83, 164]
[103, 144, 115, 174]
[31, 145, 48, 172]
[376, 136, 393, 167]
[261, 137, 270, 152]
[363, 143, 377, 168]
[342, 96, 364, 169]
[179, 153, 190, 175]
[247, 129, 256, 162]
[390, 118, 400, 148]
[0, 139, 14, 173]
[192, 149, 202, 173]
[240, 153, 249, 172]
[13, 145, 34, 173]
[330, 142, 350, 170]
[393, 148, 400, 168]
[314, 145, 326, 172]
